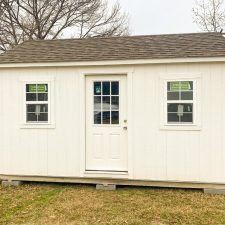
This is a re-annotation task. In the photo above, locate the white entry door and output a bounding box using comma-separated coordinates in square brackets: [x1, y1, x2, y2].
[86, 75, 128, 172]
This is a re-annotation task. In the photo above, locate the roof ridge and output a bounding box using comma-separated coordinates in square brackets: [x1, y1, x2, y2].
[24, 32, 222, 43]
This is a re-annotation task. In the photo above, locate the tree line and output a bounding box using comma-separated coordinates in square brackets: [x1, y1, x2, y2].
[0, 0, 129, 53]
[1, 0, 225, 53]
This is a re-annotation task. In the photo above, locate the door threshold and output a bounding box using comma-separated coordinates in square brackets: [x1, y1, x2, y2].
[85, 170, 128, 175]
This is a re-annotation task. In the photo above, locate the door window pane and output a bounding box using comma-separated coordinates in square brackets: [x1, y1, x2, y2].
[111, 82, 119, 95]
[94, 82, 101, 95]
[93, 81, 120, 125]
[94, 111, 101, 124]
[102, 96, 110, 110]
[111, 111, 119, 124]
[103, 82, 110, 95]
[102, 111, 110, 124]
[94, 97, 101, 111]
[111, 96, 119, 110]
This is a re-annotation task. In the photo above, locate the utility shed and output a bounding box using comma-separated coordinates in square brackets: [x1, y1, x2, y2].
[1, 32, 225, 191]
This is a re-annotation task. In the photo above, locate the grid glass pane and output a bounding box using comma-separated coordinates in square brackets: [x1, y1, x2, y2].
[94, 111, 101, 124]
[111, 82, 119, 95]
[102, 111, 110, 124]
[111, 111, 119, 124]
[102, 96, 110, 110]
[103, 82, 110, 95]
[181, 113, 193, 122]
[26, 104, 48, 122]
[94, 97, 101, 111]
[94, 82, 101, 95]
[93, 81, 119, 125]
[181, 92, 193, 100]
[26, 93, 37, 101]
[38, 93, 48, 101]
[111, 96, 119, 110]
[167, 92, 179, 100]
[167, 103, 193, 123]
[167, 81, 193, 101]
[38, 113, 48, 122]
[167, 103, 192, 113]
[27, 113, 37, 122]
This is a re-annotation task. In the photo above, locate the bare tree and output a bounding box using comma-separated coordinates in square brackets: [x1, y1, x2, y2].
[0, 0, 129, 53]
[193, 0, 225, 32]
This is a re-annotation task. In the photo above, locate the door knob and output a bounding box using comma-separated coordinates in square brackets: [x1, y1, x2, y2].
[123, 126, 128, 130]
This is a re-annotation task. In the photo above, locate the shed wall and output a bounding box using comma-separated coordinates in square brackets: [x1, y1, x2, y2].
[0, 62, 225, 183]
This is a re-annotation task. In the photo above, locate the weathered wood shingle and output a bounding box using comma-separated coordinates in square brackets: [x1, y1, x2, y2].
[1, 32, 225, 64]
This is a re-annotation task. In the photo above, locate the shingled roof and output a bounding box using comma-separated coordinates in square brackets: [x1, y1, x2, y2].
[0, 32, 225, 64]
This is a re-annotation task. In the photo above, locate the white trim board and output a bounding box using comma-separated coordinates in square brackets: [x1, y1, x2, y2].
[1, 57, 225, 68]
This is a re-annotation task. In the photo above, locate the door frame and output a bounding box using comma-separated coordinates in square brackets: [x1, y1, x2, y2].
[78, 67, 134, 179]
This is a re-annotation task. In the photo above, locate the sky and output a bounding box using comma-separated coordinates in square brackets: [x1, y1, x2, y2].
[109, 0, 200, 35]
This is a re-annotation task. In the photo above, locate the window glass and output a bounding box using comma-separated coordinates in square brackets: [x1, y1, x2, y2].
[167, 81, 194, 124]
[103, 82, 110, 95]
[111, 111, 119, 124]
[94, 82, 101, 95]
[26, 84, 49, 123]
[102, 111, 110, 124]
[111, 96, 119, 110]
[111, 82, 119, 95]
[93, 81, 119, 125]
[102, 96, 110, 110]
[94, 97, 101, 111]
[94, 111, 101, 124]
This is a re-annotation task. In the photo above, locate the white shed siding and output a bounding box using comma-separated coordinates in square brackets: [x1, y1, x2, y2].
[0, 62, 225, 183]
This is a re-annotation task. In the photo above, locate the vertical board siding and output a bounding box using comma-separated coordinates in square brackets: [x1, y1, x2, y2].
[0, 62, 225, 183]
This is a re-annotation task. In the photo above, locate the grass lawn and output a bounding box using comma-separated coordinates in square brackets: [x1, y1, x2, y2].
[0, 183, 225, 225]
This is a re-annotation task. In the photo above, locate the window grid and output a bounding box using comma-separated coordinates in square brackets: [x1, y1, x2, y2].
[167, 81, 194, 124]
[93, 81, 119, 125]
[26, 83, 49, 123]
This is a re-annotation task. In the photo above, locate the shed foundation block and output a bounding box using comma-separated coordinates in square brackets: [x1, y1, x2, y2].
[204, 188, 225, 195]
[96, 184, 116, 191]
[1, 180, 23, 187]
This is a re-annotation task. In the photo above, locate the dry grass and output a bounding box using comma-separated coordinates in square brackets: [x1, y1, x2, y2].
[0, 183, 225, 225]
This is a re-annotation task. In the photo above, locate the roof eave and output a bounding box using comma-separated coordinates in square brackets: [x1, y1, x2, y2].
[0, 57, 225, 68]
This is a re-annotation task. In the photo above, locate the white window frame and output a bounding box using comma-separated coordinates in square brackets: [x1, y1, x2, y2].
[20, 77, 55, 129]
[25, 82, 50, 124]
[160, 74, 201, 131]
[166, 80, 195, 125]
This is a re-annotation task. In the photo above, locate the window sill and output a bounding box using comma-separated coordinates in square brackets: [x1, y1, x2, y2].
[20, 123, 55, 129]
[160, 124, 201, 131]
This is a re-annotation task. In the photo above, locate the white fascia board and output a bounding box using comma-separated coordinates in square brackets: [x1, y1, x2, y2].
[0, 57, 225, 68]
